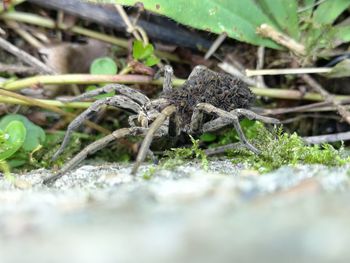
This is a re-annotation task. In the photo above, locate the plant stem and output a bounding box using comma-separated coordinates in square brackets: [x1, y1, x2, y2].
[0, 95, 91, 108]
[249, 87, 349, 101]
[0, 160, 13, 182]
[0, 89, 110, 134]
[0, 36, 54, 74]
[1, 88, 350, 112]
[2, 72, 350, 102]
[0, 74, 185, 90]
[246, 67, 332, 77]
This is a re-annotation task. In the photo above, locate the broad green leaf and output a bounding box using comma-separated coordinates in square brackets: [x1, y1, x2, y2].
[145, 54, 160, 66]
[305, 25, 336, 52]
[90, 57, 118, 75]
[313, 0, 350, 25]
[257, 0, 299, 39]
[0, 114, 45, 151]
[334, 24, 350, 45]
[324, 59, 350, 78]
[85, 0, 282, 49]
[0, 121, 26, 161]
[132, 40, 159, 65]
[299, 0, 316, 19]
[133, 40, 154, 60]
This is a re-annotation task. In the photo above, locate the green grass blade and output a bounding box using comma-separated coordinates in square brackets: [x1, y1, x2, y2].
[313, 0, 350, 25]
[334, 24, 350, 44]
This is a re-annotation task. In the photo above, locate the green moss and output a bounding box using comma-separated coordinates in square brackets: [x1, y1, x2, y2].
[163, 135, 208, 170]
[143, 121, 349, 177]
[28, 131, 88, 169]
[142, 135, 208, 178]
[228, 123, 350, 173]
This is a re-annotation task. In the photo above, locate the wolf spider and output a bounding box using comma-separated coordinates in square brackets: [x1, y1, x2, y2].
[43, 65, 279, 184]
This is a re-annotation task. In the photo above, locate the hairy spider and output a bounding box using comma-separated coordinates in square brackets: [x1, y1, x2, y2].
[43, 65, 279, 184]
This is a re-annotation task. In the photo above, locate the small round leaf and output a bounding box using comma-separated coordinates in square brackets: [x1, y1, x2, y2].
[0, 121, 26, 161]
[0, 114, 45, 151]
[90, 57, 118, 75]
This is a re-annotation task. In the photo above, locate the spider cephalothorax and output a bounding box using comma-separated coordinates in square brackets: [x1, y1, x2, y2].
[43, 65, 279, 184]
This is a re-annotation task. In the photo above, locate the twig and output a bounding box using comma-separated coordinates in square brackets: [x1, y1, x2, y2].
[280, 114, 339, 124]
[262, 99, 350, 115]
[304, 131, 350, 144]
[256, 46, 266, 88]
[0, 36, 54, 74]
[218, 62, 259, 87]
[256, 24, 306, 56]
[0, 88, 110, 134]
[246, 67, 331, 77]
[5, 20, 43, 49]
[302, 74, 350, 125]
[114, 4, 142, 41]
[0, 63, 38, 74]
[204, 32, 227, 60]
[114, 4, 149, 46]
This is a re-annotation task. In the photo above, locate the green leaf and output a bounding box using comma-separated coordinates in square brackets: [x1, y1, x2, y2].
[313, 0, 350, 25]
[0, 114, 46, 151]
[90, 57, 118, 75]
[334, 24, 350, 45]
[0, 121, 26, 161]
[145, 54, 160, 66]
[324, 59, 350, 78]
[85, 0, 282, 49]
[299, 0, 317, 19]
[133, 40, 154, 60]
[257, 0, 299, 39]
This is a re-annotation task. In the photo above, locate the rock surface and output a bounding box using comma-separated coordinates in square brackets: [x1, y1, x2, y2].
[0, 160, 350, 263]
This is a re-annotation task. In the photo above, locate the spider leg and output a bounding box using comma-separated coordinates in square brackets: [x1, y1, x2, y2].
[190, 103, 260, 154]
[128, 115, 139, 127]
[131, 105, 176, 175]
[61, 84, 150, 105]
[233, 109, 280, 123]
[154, 65, 173, 93]
[43, 127, 149, 185]
[162, 65, 173, 93]
[52, 95, 142, 161]
[203, 108, 280, 132]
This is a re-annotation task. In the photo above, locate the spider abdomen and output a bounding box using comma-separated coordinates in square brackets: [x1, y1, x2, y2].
[163, 69, 254, 124]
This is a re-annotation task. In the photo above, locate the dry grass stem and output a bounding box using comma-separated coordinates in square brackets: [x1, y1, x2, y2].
[257, 24, 306, 56]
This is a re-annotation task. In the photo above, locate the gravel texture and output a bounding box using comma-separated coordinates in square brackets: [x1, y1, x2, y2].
[0, 160, 349, 263]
